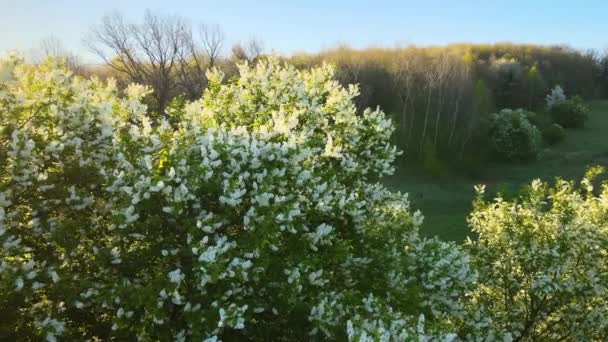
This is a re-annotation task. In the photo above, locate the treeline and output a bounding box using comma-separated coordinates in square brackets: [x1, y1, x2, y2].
[35, 11, 608, 171]
[31, 11, 264, 116]
[83, 11, 265, 115]
[288, 44, 608, 170]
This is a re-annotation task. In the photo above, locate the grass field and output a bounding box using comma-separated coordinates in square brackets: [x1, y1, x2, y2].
[387, 100, 608, 241]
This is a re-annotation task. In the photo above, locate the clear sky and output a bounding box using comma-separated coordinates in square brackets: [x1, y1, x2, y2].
[1, 0, 607, 63]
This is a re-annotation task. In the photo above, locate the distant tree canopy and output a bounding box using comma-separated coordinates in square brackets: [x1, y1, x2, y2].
[2, 55, 607, 342]
[81, 13, 608, 168]
[288, 44, 605, 164]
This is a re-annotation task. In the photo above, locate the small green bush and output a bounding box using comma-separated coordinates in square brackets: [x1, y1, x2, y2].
[524, 110, 552, 129]
[488, 109, 542, 162]
[542, 123, 566, 145]
[550, 95, 589, 128]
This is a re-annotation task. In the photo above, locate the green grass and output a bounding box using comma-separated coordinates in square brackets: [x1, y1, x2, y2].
[387, 100, 608, 242]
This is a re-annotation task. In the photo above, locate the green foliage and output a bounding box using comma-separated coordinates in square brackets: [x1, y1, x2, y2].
[165, 94, 187, 127]
[525, 65, 546, 109]
[468, 171, 608, 340]
[488, 57, 526, 108]
[473, 79, 494, 115]
[421, 143, 445, 178]
[597, 52, 608, 97]
[390, 101, 608, 243]
[524, 109, 553, 130]
[3, 55, 608, 341]
[459, 154, 485, 178]
[0, 56, 482, 341]
[488, 109, 542, 162]
[542, 123, 566, 145]
[550, 95, 589, 128]
[290, 43, 599, 167]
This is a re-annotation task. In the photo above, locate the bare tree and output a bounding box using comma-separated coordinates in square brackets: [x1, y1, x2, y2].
[87, 11, 229, 109]
[447, 59, 470, 148]
[38, 36, 66, 59]
[33, 36, 82, 73]
[200, 24, 225, 68]
[419, 58, 438, 153]
[231, 38, 264, 63]
[174, 23, 226, 100]
[86, 11, 190, 114]
[432, 52, 455, 147]
[405, 53, 427, 153]
[385, 48, 477, 158]
[175, 29, 207, 100]
[392, 51, 414, 150]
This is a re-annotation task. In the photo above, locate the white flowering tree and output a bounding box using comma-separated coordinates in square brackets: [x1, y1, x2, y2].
[545, 85, 566, 109]
[0, 56, 478, 341]
[468, 170, 608, 341]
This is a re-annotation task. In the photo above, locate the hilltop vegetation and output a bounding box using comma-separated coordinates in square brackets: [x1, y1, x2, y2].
[2, 10, 608, 341]
[40, 11, 607, 176]
[35, 11, 606, 171]
[1, 55, 608, 341]
[389, 100, 608, 241]
[289, 43, 606, 169]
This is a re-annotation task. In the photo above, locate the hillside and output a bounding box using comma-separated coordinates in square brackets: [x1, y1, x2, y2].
[388, 100, 608, 241]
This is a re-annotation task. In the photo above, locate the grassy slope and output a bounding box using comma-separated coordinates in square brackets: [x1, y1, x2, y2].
[387, 100, 608, 242]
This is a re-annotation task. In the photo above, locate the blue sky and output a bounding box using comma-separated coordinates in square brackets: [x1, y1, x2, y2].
[1, 0, 607, 62]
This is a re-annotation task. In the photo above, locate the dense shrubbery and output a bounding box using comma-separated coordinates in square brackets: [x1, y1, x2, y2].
[550, 95, 589, 128]
[488, 109, 542, 161]
[0, 56, 479, 340]
[468, 169, 608, 340]
[2, 56, 607, 341]
[542, 123, 566, 145]
[289, 43, 601, 165]
[523, 110, 549, 130]
[68, 38, 603, 170]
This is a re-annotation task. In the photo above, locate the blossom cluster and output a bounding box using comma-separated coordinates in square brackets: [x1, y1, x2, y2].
[0, 56, 475, 340]
[545, 85, 566, 109]
[468, 168, 608, 340]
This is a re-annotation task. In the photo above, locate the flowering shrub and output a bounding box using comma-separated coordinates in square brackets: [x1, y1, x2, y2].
[488, 109, 542, 161]
[545, 85, 566, 109]
[0, 56, 478, 340]
[550, 95, 589, 128]
[468, 169, 608, 341]
[545, 85, 588, 129]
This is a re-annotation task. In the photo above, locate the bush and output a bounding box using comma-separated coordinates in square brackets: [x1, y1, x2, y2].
[542, 123, 566, 145]
[3, 55, 607, 342]
[289, 44, 601, 166]
[545, 84, 566, 109]
[488, 109, 542, 161]
[468, 169, 608, 340]
[524, 110, 552, 130]
[550, 95, 589, 128]
[0, 56, 481, 340]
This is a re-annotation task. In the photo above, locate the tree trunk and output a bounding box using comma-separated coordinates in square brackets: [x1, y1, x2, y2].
[433, 85, 444, 147]
[447, 95, 461, 148]
[420, 85, 433, 154]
